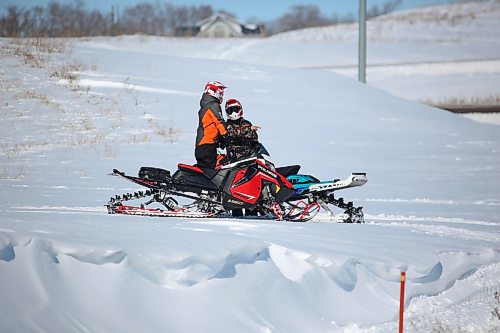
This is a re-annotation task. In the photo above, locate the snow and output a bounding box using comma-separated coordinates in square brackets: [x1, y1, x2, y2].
[462, 112, 500, 125]
[1, 1, 500, 332]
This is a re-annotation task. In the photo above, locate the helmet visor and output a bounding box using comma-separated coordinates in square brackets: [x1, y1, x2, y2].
[226, 105, 242, 115]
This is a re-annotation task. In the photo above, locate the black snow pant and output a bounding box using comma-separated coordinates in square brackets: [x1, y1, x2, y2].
[195, 143, 217, 169]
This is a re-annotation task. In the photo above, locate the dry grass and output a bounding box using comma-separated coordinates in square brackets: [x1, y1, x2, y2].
[128, 133, 151, 144]
[50, 62, 86, 91]
[408, 288, 500, 333]
[14, 90, 67, 114]
[7, 37, 86, 92]
[2, 36, 180, 170]
[13, 47, 46, 68]
[0, 166, 26, 180]
[122, 77, 136, 92]
[8, 37, 72, 68]
[15, 90, 51, 105]
[66, 133, 104, 147]
[6, 141, 49, 155]
[138, 34, 150, 44]
[421, 95, 500, 109]
[147, 118, 181, 143]
[103, 144, 118, 159]
[378, 0, 498, 26]
[492, 291, 500, 321]
[20, 37, 73, 54]
[388, 10, 477, 26]
[0, 141, 50, 167]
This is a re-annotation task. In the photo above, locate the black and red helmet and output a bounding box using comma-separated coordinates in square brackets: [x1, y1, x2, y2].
[225, 98, 243, 120]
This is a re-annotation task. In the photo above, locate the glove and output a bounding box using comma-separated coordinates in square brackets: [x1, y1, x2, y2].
[218, 135, 227, 149]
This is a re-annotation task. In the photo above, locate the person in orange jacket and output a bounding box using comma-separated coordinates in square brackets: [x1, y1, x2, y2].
[195, 81, 228, 169]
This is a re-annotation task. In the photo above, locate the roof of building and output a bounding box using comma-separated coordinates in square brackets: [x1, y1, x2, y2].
[197, 12, 262, 34]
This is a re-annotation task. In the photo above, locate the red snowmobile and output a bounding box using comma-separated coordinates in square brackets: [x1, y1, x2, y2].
[107, 144, 366, 222]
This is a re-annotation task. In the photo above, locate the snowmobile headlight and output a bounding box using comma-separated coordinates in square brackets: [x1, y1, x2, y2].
[262, 159, 275, 170]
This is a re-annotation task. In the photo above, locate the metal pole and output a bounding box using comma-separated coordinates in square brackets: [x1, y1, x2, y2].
[358, 0, 367, 83]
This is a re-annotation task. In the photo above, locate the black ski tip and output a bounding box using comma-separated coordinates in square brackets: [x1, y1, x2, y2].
[110, 169, 125, 176]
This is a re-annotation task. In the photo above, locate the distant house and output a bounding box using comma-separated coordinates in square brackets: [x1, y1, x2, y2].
[177, 13, 263, 37]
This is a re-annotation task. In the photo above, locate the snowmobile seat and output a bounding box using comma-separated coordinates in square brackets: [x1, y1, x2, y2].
[177, 164, 220, 180]
[177, 164, 204, 174]
[199, 167, 219, 179]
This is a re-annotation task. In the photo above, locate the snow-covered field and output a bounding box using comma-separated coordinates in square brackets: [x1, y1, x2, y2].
[1, 1, 499, 332]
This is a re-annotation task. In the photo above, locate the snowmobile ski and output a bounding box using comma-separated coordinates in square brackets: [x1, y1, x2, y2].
[108, 204, 217, 218]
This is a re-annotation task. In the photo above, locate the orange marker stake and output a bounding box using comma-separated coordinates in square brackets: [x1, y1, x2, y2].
[399, 271, 406, 333]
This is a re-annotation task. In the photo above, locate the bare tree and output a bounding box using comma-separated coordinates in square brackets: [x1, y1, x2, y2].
[163, 4, 214, 36]
[266, 0, 401, 35]
[0, 1, 236, 37]
[2, 6, 23, 37]
[368, 0, 402, 19]
[276, 5, 329, 32]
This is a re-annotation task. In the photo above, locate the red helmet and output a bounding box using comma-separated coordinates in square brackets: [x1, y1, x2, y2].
[225, 98, 243, 120]
[204, 81, 226, 102]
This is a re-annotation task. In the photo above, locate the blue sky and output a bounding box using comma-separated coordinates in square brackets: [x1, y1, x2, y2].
[2, 0, 457, 22]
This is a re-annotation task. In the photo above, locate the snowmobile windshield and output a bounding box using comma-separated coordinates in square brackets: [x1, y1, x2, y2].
[257, 143, 270, 157]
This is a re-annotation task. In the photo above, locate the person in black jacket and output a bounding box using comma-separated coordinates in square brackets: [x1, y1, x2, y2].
[195, 81, 228, 169]
[224, 98, 260, 163]
[224, 98, 261, 217]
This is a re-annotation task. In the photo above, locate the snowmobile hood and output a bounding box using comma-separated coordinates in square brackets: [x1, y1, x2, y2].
[199, 93, 221, 108]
